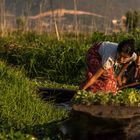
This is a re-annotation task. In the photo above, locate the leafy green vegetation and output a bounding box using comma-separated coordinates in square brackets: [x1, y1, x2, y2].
[73, 89, 140, 106]
[0, 31, 140, 84]
[0, 61, 68, 139]
[0, 31, 140, 139]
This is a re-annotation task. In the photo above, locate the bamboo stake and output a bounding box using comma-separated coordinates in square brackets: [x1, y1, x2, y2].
[0, 0, 6, 36]
[119, 82, 140, 90]
[49, 0, 60, 40]
[25, 0, 33, 32]
[12, 1, 16, 32]
[73, 0, 78, 38]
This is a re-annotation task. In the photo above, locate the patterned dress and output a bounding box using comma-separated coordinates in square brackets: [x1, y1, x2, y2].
[80, 43, 117, 94]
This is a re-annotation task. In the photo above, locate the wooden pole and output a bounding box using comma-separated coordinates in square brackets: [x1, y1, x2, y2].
[74, 0, 78, 38]
[49, 0, 60, 40]
[0, 0, 5, 36]
[119, 82, 140, 90]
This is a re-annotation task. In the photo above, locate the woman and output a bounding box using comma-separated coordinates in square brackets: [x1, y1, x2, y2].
[80, 39, 137, 94]
[134, 48, 140, 81]
[116, 48, 140, 88]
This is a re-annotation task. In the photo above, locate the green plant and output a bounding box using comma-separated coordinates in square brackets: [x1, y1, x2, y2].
[0, 61, 68, 139]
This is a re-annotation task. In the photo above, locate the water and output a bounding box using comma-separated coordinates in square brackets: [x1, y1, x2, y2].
[59, 105, 140, 140]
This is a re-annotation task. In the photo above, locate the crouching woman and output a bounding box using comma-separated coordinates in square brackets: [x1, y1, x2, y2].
[80, 39, 137, 94]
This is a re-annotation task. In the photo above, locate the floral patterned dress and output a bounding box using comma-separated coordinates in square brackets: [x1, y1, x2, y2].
[80, 43, 117, 94]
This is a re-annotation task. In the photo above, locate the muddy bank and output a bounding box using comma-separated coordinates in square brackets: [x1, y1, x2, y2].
[73, 104, 140, 119]
[60, 105, 140, 140]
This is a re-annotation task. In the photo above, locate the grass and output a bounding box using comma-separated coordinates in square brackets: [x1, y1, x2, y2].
[0, 31, 140, 139]
[0, 31, 140, 85]
[0, 61, 68, 139]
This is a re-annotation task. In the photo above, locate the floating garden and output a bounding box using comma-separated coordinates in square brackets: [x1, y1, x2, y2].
[0, 31, 140, 139]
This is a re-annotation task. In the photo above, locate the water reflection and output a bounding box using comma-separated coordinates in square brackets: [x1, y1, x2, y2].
[60, 106, 140, 140]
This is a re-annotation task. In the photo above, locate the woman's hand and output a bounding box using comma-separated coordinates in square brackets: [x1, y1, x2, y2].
[83, 67, 105, 90]
[116, 63, 129, 87]
[116, 76, 122, 87]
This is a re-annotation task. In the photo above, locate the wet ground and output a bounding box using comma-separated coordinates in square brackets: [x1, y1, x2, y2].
[60, 105, 140, 140]
[37, 87, 140, 140]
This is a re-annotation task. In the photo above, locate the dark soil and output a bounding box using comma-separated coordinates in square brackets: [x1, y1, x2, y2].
[37, 87, 76, 103]
[73, 104, 140, 119]
[60, 105, 140, 140]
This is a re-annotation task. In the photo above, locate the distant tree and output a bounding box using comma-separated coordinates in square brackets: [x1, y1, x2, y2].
[125, 10, 140, 32]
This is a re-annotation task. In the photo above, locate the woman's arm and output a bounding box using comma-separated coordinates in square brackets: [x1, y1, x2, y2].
[82, 67, 105, 90]
[116, 62, 129, 86]
[134, 55, 140, 80]
[119, 81, 140, 90]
